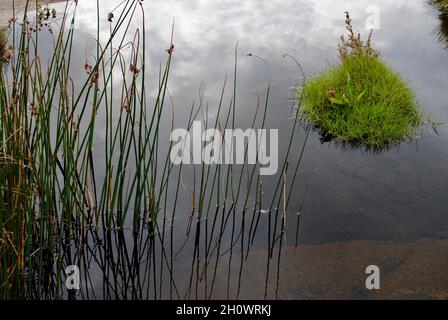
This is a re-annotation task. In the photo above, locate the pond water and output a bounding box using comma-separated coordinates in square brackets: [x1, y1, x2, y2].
[21, 0, 448, 299]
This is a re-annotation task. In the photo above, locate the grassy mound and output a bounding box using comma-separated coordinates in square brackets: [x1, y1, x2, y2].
[432, 0, 448, 16]
[300, 13, 421, 148]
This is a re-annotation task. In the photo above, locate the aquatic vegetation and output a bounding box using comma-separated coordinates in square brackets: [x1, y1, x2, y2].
[0, 1, 308, 299]
[0, 28, 5, 53]
[299, 13, 422, 148]
[0, 28, 8, 65]
[431, 0, 448, 16]
[430, 0, 448, 47]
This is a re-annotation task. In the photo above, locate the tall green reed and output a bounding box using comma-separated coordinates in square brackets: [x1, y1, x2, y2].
[0, 0, 308, 299]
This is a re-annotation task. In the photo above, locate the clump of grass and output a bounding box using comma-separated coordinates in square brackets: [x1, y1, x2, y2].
[432, 0, 448, 16]
[300, 13, 421, 148]
[430, 0, 448, 47]
[0, 28, 7, 65]
[0, 28, 5, 48]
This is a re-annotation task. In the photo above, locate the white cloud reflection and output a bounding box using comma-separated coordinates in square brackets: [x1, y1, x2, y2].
[52, 0, 447, 119]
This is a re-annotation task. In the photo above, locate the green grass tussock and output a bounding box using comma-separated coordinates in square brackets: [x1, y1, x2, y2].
[432, 0, 448, 16]
[300, 13, 422, 148]
[0, 28, 7, 64]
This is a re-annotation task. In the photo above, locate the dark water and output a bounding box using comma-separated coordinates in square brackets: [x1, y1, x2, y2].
[37, 0, 448, 299]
